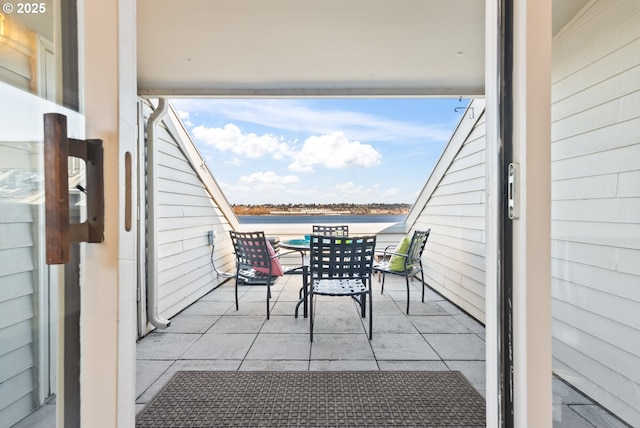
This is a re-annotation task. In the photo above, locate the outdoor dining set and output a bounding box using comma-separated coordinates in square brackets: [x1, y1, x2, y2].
[229, 226, 431, 341]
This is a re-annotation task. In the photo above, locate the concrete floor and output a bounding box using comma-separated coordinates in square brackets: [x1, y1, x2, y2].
[135, 273, 487, 417]
[13, 273, 629, 427]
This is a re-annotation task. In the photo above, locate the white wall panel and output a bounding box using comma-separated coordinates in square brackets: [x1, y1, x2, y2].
[407, 100, 487, 323]
[551, 2, 640, 425]
[142, 101, 237, 323]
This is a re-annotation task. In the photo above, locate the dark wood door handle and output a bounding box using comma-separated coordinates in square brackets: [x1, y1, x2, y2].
[44, 113, 104, 264]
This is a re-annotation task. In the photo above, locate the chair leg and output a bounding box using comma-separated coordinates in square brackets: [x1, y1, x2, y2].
[420, 266, 426, 303]
[309, 288, 314, 342]
[360, 294, 366, 318]
[381, 274, 386, 294]
[234, 274, 239, 311]
[405, 273, 410, 315]
[266, 281, 271, 320]
[368, 288, 373, 340]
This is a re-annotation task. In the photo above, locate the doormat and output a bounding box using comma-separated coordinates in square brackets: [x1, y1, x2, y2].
[136, 371, 485, 427]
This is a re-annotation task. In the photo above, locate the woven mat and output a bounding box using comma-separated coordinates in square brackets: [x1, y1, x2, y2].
[136, 371, 485, 427]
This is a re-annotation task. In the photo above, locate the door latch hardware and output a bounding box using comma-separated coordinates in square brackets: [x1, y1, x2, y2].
[507, 162, 519, 220]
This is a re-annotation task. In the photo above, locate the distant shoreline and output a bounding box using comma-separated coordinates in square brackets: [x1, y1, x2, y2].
[238, 214, 406, 224]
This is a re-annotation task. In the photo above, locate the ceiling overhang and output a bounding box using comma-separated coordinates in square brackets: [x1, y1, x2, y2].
[136, 0, 587, 98]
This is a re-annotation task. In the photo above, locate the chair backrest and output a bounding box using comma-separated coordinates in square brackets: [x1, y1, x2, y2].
[229, 231, 272, 271]
[312, 225, 349, 237]
[309, 235, 376, 280]
[406, 229, 431, 266]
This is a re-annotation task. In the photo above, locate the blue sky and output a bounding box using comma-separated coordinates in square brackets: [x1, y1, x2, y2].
[171, 98, 468, 205]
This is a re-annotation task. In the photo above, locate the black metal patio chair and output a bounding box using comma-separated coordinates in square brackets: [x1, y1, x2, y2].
[312, 224, 349, 237]
[229, 231, 283, 320]
[372, 229, 430, 315]
[308, 234, 376, 341]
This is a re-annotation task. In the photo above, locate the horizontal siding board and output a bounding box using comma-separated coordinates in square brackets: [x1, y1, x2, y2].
[425, 249, 485, 286]
[0, 223, 34, 250]
[0, 392, 35, 428]
[552, 262, 640, 303]
[158, 215, 216, 232]
[445, 151, 485, 174]
[418, 223, 484, 244]
[157, 192, 215, 207]
[158, 176, 208, 195]
[0, 247, 35, 277]
[552, 117, 640, 161]
[552, 91, 640, 142]
[553, 65, 640, 121]
[423, 203, 485, 218]
[426, 190, 485, 206]
[0, 202, 34, 223]
[433, 176, 485, 196]
[551, 174, 619, 200]
[552, 0, 619, 64]
[0, 272, 33, 303]
[0, 370, 34, 421]
[429, 233, 486, 259]
[0, 295, 34, 330]
[553, 357, 640, 426]
[554, 3, 640, 74]
[553, 219, 640, 250]
[618, 170, 640, 197]
[552, 197, 640, 223]
[0, 345, 34, 386]
[414, 214, 485, 231]
[437, 164, 485, 185]
[0, 320, 32, 360]
[552, 239, 624, 272]
[159, 264, 219, 302]
[552, 325, 640, 398]
[427, 240, 486, 274]
[553, 298, 640, 359]
[552, 279, 640, 328]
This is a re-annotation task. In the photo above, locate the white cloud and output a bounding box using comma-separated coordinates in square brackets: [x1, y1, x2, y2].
[191, 123, 295, 160]
[333, 182, 365, 195]
[238, 171, 299, 185]
[176, 110, 193, 127]
[289, 132, 381, 172]
[171, 98, 453, 144]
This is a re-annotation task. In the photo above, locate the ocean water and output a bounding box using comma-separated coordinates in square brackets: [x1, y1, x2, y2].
[238, 214, 406, 224]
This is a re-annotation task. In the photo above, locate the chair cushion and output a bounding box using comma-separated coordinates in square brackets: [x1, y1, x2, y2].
[388, 235, 411, 272]
[253, 241, 284, 277]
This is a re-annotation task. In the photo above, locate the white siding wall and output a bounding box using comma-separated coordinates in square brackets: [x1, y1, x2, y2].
[142, 102, 237, 322]
[550, 1, 640, 425]
[0, 202, 38, 426]
[407, 100, 487, 323]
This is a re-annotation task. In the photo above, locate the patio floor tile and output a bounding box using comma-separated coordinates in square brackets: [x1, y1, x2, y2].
[136, 333, 201, 360]
[180, 333, 256, 360]
[309, 360, 380, 371]
[240, 360, 309, 371]
[310, 334, 375, 360]
[424, 333, 486, 360]
[409, 315, 471, 334]
[207, 316, 265, 333]
[155, 315, 220, 334]
[377, 360, 449, 371]
[180, 300, 235, 316]
[245, 333, 311, 360]
[370, 333, 439, 360]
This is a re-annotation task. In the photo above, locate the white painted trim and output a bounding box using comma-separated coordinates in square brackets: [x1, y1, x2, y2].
[405, 98, 486, 230]
[483, 1, 500, 426]
[512, 0, 553, 426]
[162, 102, 240, 231]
